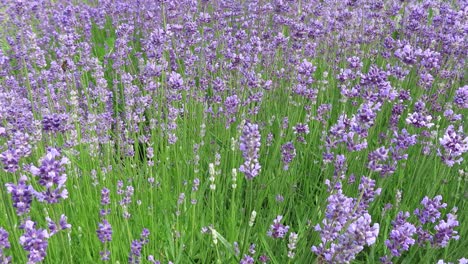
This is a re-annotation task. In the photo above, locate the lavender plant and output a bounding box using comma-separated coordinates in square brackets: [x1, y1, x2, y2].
[0, 0, 466, 263]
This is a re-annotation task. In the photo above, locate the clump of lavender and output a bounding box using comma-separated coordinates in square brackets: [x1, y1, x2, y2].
[312, 176, 380, 263]
[324, 110, 372, 156]
[19, 220, 50, 264]
[42, 113, 70, 133]
[453, 85, 467, 109]
[129, 228, 150, 264]
[96, 220, 113, 244]
[414, 195, 447, 225]
[281, 142, 296, 170]
[239, 122, 261, 180]
[30, 148, 69, 204]
[433, 209, 459, 248]
[383, 195, 460, 262]
[438, 125, 468, 167]
[267, 215, 289, 239]
[8, 131, 32, 159]
[414, 196, 460, 247]
[384, 211, 417, 257]
[5, 175, 35, 216]
[0, 227, 11, 263]
[405, 101, 434, 129]
[0, 149, 20, 173]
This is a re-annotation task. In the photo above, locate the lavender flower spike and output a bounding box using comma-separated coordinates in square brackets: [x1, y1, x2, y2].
[0, 227, 12, 263]
[19, 220, 50, 264]
[239, 122, 261, 180]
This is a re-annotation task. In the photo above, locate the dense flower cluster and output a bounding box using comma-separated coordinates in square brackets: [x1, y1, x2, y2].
[30, 148, 69, 204]
[5, 175, 35, 216]
[42, 114, 70, 133]
[19, 220, 50, 264]
[239, 122, 261, 180]
[312, 176, 380, 263]
[383, 195, 460, 262]
[267, 215, 289, 239]
[438, 125, 468, 167]
[129, 228, 150, 264]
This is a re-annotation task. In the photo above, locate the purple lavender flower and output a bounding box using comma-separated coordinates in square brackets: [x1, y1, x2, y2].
[192, 178, 200, 192]
[0, 227, 11, 263]
[129, 228, 150, 264]
[315, 104, 332, 125]
[240, 255, 254, 264]
[239, 122, 261, 180]
[281, 142, 295, 170]
[267, 215, 289, 239]
[454, 85, 468, 109]
[42, 113, 69, 133]
[282, 117, 289, 131]
[101, 188, 110, 205]
[119, 185, 134, 207]
[96, 220, 112, 244]
[293, 123, 309, 134]
[347, 56, 363, 69]
[0, 149, 20, 173]
[438, 125, 468, 167]
[293, 123, 310, 143]
[333, 154, 347, 181]
[385, 211, 417, 257]
[224, 95, 240, 125]
[59, 215, 71, 230]
[433, 209, 459, 248]
[312, 177, 380, 263]
[19, 220, 50, 264]
[367, 146, 395, 177]
[394, 44, 419, 65]
[5, 175, 35, 216]
[333, 214, 379, 263]
[30, 148, 69, 204]
[357, 176, 382, 214]
[100, 187, 111, 217]
[414, 195, 447, 225]
[168, 71, 184, 90]
[405, 112, 434, 128]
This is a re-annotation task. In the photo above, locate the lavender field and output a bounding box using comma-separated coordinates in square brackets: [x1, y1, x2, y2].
[0, 0, 467, 263]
